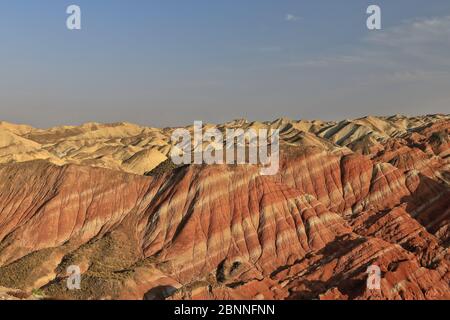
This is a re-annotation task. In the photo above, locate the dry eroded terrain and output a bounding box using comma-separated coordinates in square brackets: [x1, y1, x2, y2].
[0, 114, 448, 300]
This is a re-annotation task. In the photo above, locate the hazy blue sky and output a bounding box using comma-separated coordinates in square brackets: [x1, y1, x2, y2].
[0, 0, 449, 127]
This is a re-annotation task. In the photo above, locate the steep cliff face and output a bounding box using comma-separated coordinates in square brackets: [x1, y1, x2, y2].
[0, 115, 448, 300]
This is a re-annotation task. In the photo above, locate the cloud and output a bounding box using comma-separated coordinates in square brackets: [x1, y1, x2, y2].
[367, 16, 450, 47]
[383, 70, 450, 83]
[287, 15, 450, 73]
[285, 14, 300, 22]
[264, 15, 450, 119]
[364, 15, 450, 67]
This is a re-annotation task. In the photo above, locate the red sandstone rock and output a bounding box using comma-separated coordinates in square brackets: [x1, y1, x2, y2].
[0, 115, 448, 300]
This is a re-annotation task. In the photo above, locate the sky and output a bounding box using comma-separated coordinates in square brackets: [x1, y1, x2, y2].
[0, 0, 449, 128]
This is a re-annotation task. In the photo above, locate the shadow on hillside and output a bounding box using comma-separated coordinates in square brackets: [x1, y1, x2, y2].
[144, 285, 177, 300]
[400, 174, 449, 235]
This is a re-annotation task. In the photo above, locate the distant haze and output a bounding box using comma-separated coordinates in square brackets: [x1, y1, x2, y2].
[1, 0, 449, 128]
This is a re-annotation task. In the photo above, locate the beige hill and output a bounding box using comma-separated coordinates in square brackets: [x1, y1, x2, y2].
[0, 114, 448, 176]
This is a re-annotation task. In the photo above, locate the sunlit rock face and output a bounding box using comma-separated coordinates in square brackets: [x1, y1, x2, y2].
[0, 114, 448, 300]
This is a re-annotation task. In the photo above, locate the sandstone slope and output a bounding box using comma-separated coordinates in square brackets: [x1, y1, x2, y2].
[0, 114, 448, 300]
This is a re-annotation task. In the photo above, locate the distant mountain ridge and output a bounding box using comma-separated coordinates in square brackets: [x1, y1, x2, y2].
[0, 114, 448, 175]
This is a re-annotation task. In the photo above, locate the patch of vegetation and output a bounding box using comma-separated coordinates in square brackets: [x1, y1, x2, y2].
[31, 288, 45, 298]
[216, 260, 227, 283]
[430, 131, 448, 143]
[172, 278, 218, 300]
[57, 231, 140, 280]
[0, 248, 56, 289]
[230, 261, 242, 275]
[144, 159, 186, 177]
[6, 290, 30, 299]
[43, 231, 143, 299]
[216, 259, 243, 283]
[43, 274, 123, 300]
[132, 256, 159, 269]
